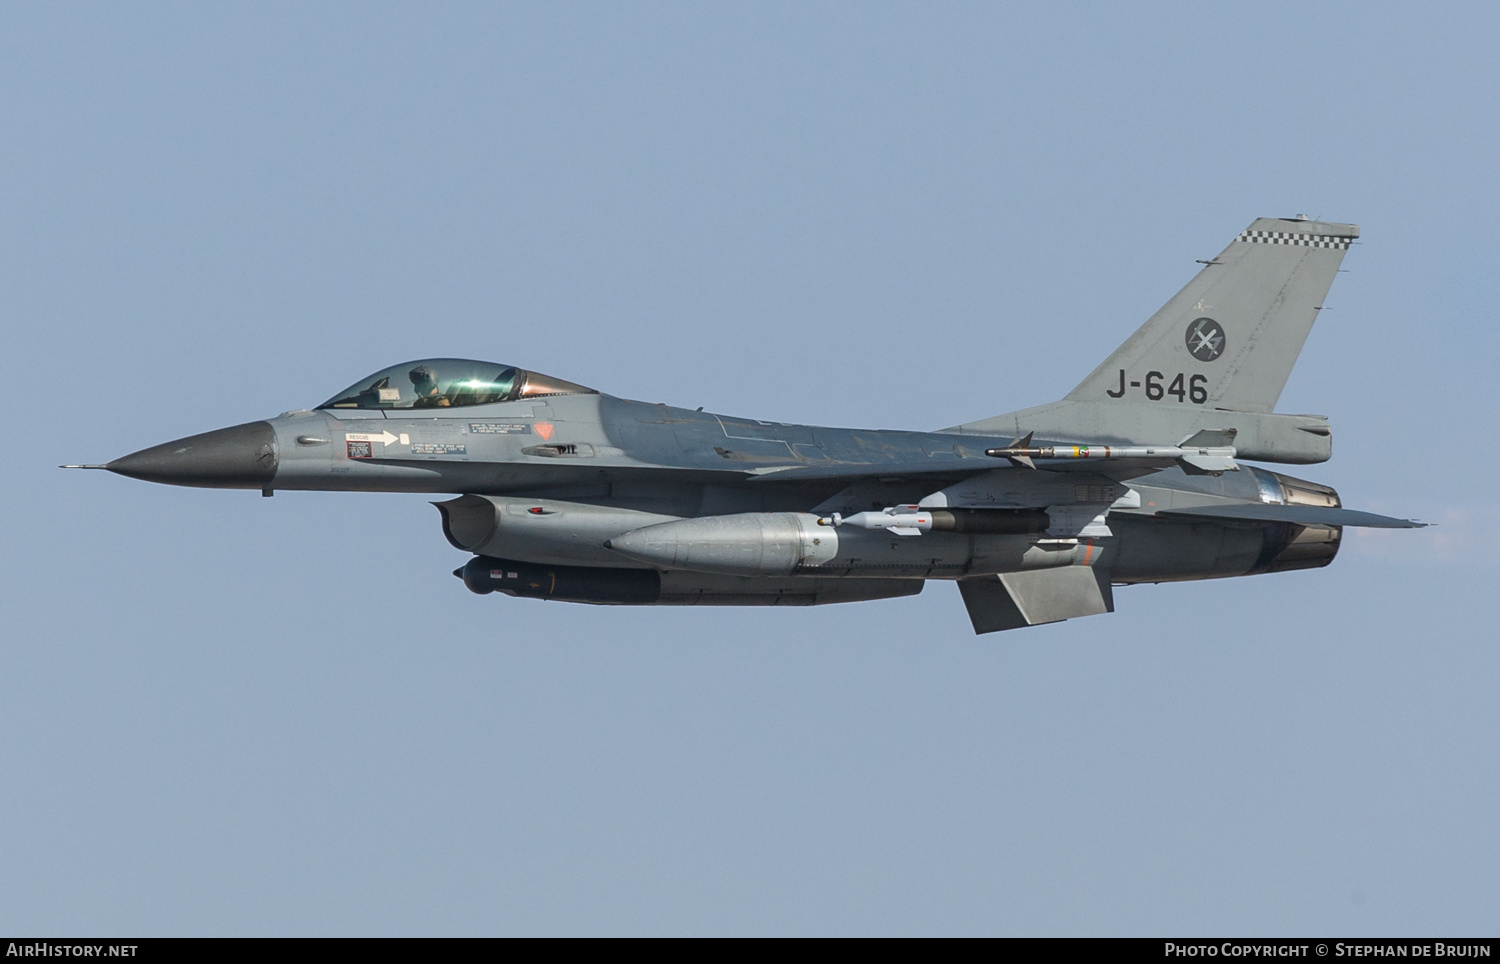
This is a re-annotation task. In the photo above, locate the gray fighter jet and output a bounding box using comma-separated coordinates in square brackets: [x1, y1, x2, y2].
[68, 216, 1424, 633]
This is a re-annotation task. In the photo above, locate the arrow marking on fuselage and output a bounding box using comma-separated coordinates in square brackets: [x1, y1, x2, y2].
[346, 431, 400, 447]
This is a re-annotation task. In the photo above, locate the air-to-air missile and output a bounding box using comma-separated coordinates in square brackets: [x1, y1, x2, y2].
[985, 432, 1238, 473]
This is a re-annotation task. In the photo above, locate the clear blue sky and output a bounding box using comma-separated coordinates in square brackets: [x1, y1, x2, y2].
[3, 3, 1496, 935]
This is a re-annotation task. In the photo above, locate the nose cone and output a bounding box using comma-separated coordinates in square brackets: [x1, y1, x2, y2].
[107, 421, 278, 488]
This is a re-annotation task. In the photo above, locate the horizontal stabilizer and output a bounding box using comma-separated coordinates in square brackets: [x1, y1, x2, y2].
[958, 566, 1113, 634]
[1161, 504, 1425, 528]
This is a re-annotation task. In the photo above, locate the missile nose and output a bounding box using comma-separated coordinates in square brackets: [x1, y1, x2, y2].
[106, 420, 278, 488]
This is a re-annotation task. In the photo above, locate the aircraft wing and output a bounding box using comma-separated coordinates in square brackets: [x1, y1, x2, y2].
[742, 458, 998, 482]
[362, 458, 765, 495]
[741, 435, 1246, 484]
[1158, 504, 1425, 528]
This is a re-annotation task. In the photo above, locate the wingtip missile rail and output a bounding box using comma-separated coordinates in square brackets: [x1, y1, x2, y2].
[985, 438, 1239, 474]
[984, 442, 1239, 461]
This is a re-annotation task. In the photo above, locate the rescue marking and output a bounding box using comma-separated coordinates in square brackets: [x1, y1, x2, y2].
[345, 430, 400, 447]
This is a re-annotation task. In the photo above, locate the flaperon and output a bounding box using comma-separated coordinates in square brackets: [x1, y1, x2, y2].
[68, 216, 1423, 633]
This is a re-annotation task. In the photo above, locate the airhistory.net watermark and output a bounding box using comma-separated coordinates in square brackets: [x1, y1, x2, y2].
[5, 946, 137, 957]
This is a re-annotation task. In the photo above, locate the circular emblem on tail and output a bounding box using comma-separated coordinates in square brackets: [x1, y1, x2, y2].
[1185, 317, 1226, 362]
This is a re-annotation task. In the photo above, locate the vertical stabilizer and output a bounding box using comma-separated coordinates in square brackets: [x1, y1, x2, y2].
[1066, 217, 1357, 414]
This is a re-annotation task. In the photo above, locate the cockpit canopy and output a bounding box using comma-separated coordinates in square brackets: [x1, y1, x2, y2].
[318, 358, 596, 410]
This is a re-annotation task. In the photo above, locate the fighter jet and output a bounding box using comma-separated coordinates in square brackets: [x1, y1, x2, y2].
[67, 216, 1424, 633]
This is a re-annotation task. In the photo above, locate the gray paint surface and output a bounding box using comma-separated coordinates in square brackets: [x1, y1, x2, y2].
[87, 213, 1414, 629]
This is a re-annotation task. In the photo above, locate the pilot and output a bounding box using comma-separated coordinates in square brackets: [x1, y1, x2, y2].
[409, 365, 451, 408]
